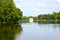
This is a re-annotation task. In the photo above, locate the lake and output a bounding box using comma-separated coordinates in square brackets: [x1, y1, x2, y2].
[0, 22, 60, 40]
[16, 22, 60, 40]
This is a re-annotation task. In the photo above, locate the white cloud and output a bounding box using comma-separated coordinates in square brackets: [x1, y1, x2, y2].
[19, 0, 26, 2]
[14, 0, 26, 2]
[57, 0, 60, 2]
[19, 0, 24, 2]
[37, 3, 45, 7]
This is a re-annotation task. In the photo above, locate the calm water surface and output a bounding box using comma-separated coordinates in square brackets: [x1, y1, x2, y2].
[16, 22, 60, 40]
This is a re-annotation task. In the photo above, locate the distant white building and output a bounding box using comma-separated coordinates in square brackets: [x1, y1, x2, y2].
[29, 18, 33, 23]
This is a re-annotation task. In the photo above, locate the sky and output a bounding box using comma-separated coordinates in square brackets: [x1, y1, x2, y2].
[14, 0, 60, 16]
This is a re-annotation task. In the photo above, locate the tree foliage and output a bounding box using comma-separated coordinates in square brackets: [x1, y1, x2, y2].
[0, 0, 23, 24]
[38, 11, 60, 21]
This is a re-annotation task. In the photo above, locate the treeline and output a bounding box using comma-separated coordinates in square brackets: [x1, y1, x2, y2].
[21, 16, 37, 21]
[38, 11, 60, 21]
[0, 0, 22, 24]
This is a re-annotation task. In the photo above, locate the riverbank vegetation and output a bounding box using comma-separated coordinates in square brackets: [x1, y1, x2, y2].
[38, 11, 60, 21]
[37, 11, 60, 24]
[21, 16, 37, 22]
[0, 0, 22, 24]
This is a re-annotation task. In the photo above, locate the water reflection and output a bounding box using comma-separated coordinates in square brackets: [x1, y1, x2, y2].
[38, 21, 60, 28]
[0, 24, 22, 40]
[17, 22, 60, 40]
[53, 24, 60, 29]
[38, 21, 60, 24]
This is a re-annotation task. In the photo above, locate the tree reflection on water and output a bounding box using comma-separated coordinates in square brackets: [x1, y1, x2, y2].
[0, 24, 22, 40]
[38, 21, 60, 24]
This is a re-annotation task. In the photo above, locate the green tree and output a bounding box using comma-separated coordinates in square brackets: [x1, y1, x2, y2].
[38, 11, 60, 21]
[0, 0, 23, 24]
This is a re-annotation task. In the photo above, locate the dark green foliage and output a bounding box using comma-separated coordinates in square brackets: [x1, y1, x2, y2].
[38, 11, 60, 21]
[0, 0, 23, 24]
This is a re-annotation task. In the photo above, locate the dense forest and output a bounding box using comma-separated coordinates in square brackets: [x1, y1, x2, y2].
[38, 11, 60, 21]
[0, 0, 22, 24]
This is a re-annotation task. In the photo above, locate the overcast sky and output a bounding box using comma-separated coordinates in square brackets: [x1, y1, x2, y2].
[14, 0, 60, 16]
